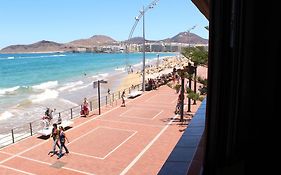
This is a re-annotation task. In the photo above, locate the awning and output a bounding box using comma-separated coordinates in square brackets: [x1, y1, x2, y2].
[192, 0, 209, 20]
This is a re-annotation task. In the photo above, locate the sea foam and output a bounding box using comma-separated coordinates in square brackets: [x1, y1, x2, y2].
[29, 89, 59, 103]
[0, 111, 14, 121]
[0, 86, 20, 95]
[99, 73, 109, 78]
[69, 83, 91, 92]
[32, 81, 58, 90]
[58, 81, 84, 92]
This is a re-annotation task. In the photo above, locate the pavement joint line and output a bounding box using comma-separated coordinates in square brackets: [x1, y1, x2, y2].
[0, 139, 49, 164]
[69, 151, 104, 159]
[0, 164, 36, 175]
[121, 115, 155, 120]
[62, 166, 95, 175]
[171, 98, 178, 104]
[0, 150, 13, 155]
[103, 131, 137, 159]
[143, 93, 176, 103]
[67, 127, 102, 146]
[3, 152, 94, 174]
[152, 110, 164, 119]
[119, 108, 133, 116]
[68, 128, 137, 160]
[95, 118, 165, 128]
[16, 155, 95, 175]
[131, 103, 176, 108]
[0, 132, 42, 151]
[98, 126, 137, 133]
[144, 93, 157, 102]
[120, 109, 163, 120]
[17, 154, 53, 166]
[67, 126, 136, 147]
[119, 107, 163, 116]
[119, 114, 178, 175]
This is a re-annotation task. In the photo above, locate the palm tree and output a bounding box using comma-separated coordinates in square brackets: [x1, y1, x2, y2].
[181, 46, 208, 104]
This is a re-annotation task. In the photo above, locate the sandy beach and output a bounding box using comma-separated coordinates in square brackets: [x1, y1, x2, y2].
[115, 54, 208, 95]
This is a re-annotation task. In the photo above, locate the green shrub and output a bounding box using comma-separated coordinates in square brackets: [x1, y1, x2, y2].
[199, 96, 205, 101]
[187, 92, 200, 101]
[174, 84, 181, 93]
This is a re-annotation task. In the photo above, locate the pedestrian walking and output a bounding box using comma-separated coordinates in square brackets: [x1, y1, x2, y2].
[174, 93, 183, 115]
[108, 88, 112, 106]
[121, 90, 126, 107]
[48, 123, 60, 156]
[57, 126, 69, 159]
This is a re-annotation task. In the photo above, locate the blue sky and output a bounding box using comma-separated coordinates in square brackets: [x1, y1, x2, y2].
[0, 0, 209, 49]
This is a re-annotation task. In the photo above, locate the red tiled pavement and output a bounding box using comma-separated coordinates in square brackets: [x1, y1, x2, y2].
[0, 85, 202, 175]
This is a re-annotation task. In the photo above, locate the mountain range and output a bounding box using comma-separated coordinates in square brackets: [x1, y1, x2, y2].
[0, 32, 208, 53]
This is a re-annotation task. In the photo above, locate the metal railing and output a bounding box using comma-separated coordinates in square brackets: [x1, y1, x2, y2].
[0, 84, 142, 148]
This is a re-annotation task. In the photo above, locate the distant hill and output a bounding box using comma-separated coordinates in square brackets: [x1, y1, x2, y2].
[162, 32, 208, 44]
[125, 37, 157, 44]
[124, 32, 208, 45]
[0, 40, 72, 53]
[68, 35, 117, 47]
[0, 32, 208, 53]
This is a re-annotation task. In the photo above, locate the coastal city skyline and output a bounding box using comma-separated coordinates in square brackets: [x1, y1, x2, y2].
[0, 0, 209, 49]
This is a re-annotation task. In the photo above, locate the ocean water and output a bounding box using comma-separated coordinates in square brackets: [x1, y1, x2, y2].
[0, 52, 175, 131]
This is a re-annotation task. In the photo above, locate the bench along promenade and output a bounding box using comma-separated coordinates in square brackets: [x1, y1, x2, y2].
[0, 85, 202, 175]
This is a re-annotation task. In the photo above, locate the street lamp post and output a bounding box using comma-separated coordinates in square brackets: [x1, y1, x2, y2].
[179, 70, 185, 122]
[97, 81, 101, 114]
[193, 64, 198, 105]
[93, 80, 107, 115]
[187, 63, 195, 112]
[186, 25, 197, 47]
[141, 6, 146, 92]
[156, 54, 160, 69]
[127, 0, 159, 92]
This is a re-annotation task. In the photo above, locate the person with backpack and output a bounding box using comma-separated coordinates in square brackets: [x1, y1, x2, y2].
[57, 126, 69, 159]
[48, 123, 60, 156]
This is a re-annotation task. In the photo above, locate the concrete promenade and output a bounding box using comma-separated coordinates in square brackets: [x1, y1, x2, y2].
[0, 85, 201, 175]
